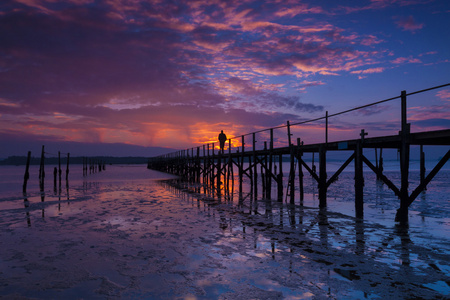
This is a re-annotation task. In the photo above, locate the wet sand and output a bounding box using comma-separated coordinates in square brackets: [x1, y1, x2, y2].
[0, 165, 449, 299]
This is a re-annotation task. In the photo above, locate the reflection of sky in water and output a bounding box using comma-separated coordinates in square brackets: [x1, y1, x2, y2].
[0, 164, 449, 298]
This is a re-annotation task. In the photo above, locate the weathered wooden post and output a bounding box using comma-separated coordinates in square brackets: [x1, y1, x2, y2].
[318, 145, 327, 208]
[237, 148, 242, 195]
[312, 152, 316, 174]
[249, 149, 253, 192]
[375, 148, 379, 180]
[262, 141, 267, 196]
[240, 136, 245, 193]
[325, 111, 329, 145]
[58, 151, 62, 189]
[66, 153, 70, 186]
[297, 138, 304, 204]
[253, 133, 258, 197]
[207, 144, 211, 186]
[420, 145, 426, 190]
[227, 139, 232, 194]
[379, 148, 384, 176]
[396, 90, 410, 223]
[203, 145, 206, 184]
[211, 144, 216, 187]
[267, 129, 274, 199]
[197, 147, 200, 183]
[230, 140, 234, 194]
[318, 111, 329, 207]
[39, 145, 45, 190]
[53, 167, 57, 190]
[23, 151, 31, 194]
[217, 145, 222, 194]
[355, 136, 364, 218]
[277, 153, 283, 202]
[287, 121, 295, 204]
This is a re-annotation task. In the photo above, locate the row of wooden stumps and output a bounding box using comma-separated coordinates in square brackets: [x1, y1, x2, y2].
[22, 146, 70, 194]
[82, 158, 106, 176]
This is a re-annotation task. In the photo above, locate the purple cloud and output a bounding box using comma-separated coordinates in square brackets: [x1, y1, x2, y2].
[394, 15, 424, 33]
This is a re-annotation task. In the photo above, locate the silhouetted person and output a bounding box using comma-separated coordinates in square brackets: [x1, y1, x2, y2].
[218, 130, 227, 153]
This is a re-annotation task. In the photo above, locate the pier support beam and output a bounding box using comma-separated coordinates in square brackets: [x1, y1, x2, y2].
[420, 145, 426, 190]
[277, 154, 283, 202]
[267, 129, 273, 199]
[287, 121, 295, 204]
[297, 138, 304, 205]
[318, 145, 327, 208]
[355, 140, 364, 218]
[253, 133, 258, 197]
[396, 90, 411, 223]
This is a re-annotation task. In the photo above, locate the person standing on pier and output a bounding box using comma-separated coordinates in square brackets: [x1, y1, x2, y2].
[218, 130, 227, 154]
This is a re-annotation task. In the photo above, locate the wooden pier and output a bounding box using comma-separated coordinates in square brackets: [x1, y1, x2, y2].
[148, 84, 450, 223]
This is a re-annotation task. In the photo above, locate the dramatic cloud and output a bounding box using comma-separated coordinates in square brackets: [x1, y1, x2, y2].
[0, 0, 448, 155]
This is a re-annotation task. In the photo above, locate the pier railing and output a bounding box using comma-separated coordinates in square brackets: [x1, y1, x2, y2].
[148, 83, 450, 223]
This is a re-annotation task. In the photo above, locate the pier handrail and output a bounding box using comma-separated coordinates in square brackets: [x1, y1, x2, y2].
[159, 82, 450, 156]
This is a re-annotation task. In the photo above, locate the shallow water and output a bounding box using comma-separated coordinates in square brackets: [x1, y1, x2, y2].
[0, 164, 449, 299]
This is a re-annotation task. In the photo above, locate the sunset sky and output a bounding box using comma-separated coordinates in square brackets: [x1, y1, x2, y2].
[1, 0, 449, 157]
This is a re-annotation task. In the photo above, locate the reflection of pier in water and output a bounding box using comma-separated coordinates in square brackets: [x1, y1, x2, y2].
[148, 85, 450, 223]
[160, 179, 449, 298]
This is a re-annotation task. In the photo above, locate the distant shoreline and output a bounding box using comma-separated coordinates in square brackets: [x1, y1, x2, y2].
[0, 156, 149, 165]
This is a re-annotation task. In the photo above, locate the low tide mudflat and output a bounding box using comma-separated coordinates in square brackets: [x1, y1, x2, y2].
[0, 164, 449, 299]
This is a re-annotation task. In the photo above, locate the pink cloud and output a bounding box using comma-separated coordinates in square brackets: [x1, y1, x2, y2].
[394, 15, 424, 32]
[360, 35, 384, 46]
[351, 67, 385, 74]
[274, 4, 323, 17]
[391, 56, 422, 64]
[436, 90, 450, 101]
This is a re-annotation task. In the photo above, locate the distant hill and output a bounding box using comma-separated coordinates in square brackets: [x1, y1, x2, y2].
[0, 138, 177, 159]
